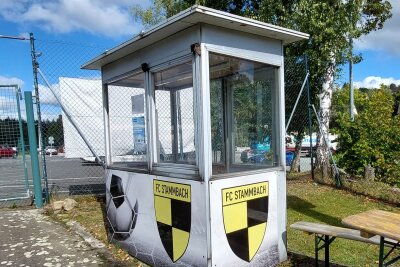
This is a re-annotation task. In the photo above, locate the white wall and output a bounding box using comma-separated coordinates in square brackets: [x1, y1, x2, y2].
[60, 77, 194, 159]
[60, 77, 104, 158]
[60, 77, 145, 158]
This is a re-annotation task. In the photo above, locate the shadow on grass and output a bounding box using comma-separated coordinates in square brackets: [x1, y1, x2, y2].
[283, 252, 347, 267]
[288, 195, 342, 226]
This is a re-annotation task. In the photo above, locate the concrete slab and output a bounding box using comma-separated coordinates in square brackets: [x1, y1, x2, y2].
[0, 209, 112, 267]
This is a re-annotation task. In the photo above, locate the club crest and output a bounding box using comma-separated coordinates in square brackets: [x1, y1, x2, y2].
[222, 182, 269, 262]
[154, 180, 191, 262]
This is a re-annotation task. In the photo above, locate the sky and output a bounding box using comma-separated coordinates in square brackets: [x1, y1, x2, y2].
[351, 0, 400, 88]
[0, 0, 399, 102]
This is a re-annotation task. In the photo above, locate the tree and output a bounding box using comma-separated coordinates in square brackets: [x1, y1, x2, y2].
[332, 85, 400, 186]
[133, 0, 392, 178]
[41, 115, 64, 147]
[260, 0, 392, 178]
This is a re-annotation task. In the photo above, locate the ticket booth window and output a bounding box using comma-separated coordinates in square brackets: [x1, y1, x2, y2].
[209, 53, 279, 174]
[154, 60, 196, 165]
[108, 71, 147, 169]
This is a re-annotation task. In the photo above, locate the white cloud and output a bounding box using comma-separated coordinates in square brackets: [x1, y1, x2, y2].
[0, 76, 24, 88]
[0, 80, 61, 121]
[0, 76, 25, 120]
[0, 95, 27, 120]
[36, 83, 60, 105]
[0, 0, 141, 38]
[354, 0, 400, 55]
[354, 76, 400, 89]
[19, 32, 30, 39]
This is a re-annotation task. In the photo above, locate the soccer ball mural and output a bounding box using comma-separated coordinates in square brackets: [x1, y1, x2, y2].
[106, 174, 138, 240]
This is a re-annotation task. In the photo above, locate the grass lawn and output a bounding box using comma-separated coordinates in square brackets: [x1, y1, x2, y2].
[48, 177, 400, 266]
[286, 178, 400, 266]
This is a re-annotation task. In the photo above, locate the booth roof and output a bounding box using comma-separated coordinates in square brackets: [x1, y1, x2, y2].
[82, 5, 309, 70]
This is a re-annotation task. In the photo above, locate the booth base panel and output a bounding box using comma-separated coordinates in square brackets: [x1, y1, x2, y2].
[104, 168, 286, 267]
[209, 171, 286, 266]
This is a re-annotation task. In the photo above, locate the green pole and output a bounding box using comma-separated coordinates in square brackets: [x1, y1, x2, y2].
[16, 86, 30, 194]
[24, 91, 43, 208]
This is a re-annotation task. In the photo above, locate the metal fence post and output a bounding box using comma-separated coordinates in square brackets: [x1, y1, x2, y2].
[24, 91, 43, 208]
[305, 55, 315, 180]
[30, 32, 49, 202]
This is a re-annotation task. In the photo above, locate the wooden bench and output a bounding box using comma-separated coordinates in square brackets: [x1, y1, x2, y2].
[290, 221, 383, 266]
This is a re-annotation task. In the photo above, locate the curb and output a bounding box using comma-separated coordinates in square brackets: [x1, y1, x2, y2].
[66, 220, 106, 249]
[64, 220, 129, 267]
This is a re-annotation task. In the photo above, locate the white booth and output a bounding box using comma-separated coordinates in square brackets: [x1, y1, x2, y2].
[83, 5, 308, 267]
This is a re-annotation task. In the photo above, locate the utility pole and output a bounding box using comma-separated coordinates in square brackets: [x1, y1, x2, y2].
[306, 56, 314, 180]
[349, 36, 355, 121]
[29, 33, 49, 202]
[349, 0, 355, 122]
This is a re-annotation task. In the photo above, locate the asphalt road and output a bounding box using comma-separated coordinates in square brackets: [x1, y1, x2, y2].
[0, 155, 104, 202]
[0, 156, 31, 201]
[45, 155, 104, 195]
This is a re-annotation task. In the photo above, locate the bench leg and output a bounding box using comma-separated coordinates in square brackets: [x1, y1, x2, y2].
[314, 234, 336, 267]
[315, 235, 319, 266]
[379, 236, 385, 267]
[379, 237, 400, 267]
[325, 235, 330, 267]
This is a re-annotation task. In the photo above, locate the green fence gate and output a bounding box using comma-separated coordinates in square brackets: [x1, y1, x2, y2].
[0, 85, 31, 206]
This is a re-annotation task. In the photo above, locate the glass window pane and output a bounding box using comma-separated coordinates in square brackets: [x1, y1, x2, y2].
[210, 79, 225, 164]
[209, 53, 279, 174]
[154, 60, 196, 164]
[108, 72, 147, 169]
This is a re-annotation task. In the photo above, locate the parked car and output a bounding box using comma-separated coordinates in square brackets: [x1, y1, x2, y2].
[45, 146, 58, 155]
[57, 145, 65, 154]
[0, 145, 17, 158]
[240, 137, 272, 164]
[286, 133, 338, 157]
[241, 147, 294, 166]
[240, 136, 295, 166]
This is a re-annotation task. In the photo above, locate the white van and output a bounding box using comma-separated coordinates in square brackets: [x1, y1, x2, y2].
[286, 133, 338, 156]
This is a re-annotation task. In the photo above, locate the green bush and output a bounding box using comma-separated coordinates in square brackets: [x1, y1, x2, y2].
[332, 85, 400, 187]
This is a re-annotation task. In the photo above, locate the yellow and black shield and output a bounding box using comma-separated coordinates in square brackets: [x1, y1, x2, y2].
[222, 181, 269, 262]
[154, 180, 191, 262]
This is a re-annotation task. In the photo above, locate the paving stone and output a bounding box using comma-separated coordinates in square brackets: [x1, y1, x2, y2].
[0, 209, 105, 266]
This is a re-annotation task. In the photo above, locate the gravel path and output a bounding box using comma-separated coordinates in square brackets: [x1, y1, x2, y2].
[0, 209, 109, 267]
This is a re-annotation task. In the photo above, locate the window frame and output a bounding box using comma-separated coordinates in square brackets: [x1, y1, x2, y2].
[203, 44, 285, 178]
[149, 54, 201, 178]
[105, 68, 149, 171]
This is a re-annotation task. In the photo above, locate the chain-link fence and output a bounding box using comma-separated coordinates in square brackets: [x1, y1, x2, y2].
[33, 38, 107, 197]
[1, 33, 396, 209]
[284, 56, 314, 175]
[0, 85, 32, 206]
[21, 35, 312, 200]
[32, 37, 313, 197]
[154, 61, 196, 164]
[108, 73, 148, 170]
